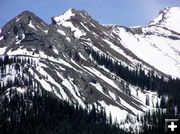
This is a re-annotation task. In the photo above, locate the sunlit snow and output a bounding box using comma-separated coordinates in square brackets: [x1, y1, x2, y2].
[150, 7, 180, 33]
[28, 20, 37, 30]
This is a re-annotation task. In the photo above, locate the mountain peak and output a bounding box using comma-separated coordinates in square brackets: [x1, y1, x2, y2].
[19, 10, 36, 16]
[2, 10, 38, 28]
[52, 8, 76, 23]
[52, 8, 91, 24]
[1, 10, 48, 35]
[149, 7, 180, 33]
[13, 10, 39, 23]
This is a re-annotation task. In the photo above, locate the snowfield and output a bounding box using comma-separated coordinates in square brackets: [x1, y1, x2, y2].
[150, 7, 180, 33]
[112, 26, 180, 78]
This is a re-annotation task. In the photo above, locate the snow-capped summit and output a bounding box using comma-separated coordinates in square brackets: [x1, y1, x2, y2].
[52, 8, 92, 24]
[149, 7, 180, 33]
[52, 8, 93, 38]
[53, 8, 76, 23]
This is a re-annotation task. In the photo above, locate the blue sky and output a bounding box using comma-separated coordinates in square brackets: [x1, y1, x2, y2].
[0, 0, 180, 27]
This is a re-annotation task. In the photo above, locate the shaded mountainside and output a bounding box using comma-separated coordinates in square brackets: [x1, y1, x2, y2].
[0, 7, 180, 131]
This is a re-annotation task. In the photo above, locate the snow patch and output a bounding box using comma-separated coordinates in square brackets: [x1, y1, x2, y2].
[28, 20, 36, 30]
[56, 71, 85, 107]
[53, 48, 59, 55]
[44, 30, 48, 34]
[78, 52, 86, 61]
[15, 33, 25, 44]
[57, 29, 66, 36]
[60, 21, 86, 38]
[99, 100, 128, 122]
[66, 37, 71, 42]
[0, 35, 4, 41]
[80, 22, 90, 32]
[109, 90, 116, 100]
[16, 87, 26, 93]
[83, 66, 120, 90]
[16, 17, 20, 22]
[90, 82, 111, 99]
[0, 47, 6, 55]
[54, 9, 75, 23]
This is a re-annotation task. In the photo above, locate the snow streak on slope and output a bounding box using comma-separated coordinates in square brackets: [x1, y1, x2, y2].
[83, 66, 120, 90]
[28, 20, 37, 30]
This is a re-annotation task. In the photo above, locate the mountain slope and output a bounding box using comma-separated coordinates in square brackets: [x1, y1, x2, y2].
[149, 7, 180, 33]
[109, 25, 180, 78]
[0, 7, 180, 129]
[52, 8, 180, 78]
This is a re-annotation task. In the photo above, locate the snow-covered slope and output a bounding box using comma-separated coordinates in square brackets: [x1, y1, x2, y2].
[0, 7, 179, 129]
[150, 7, 180, 33]
[111, 25, 180, 78]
